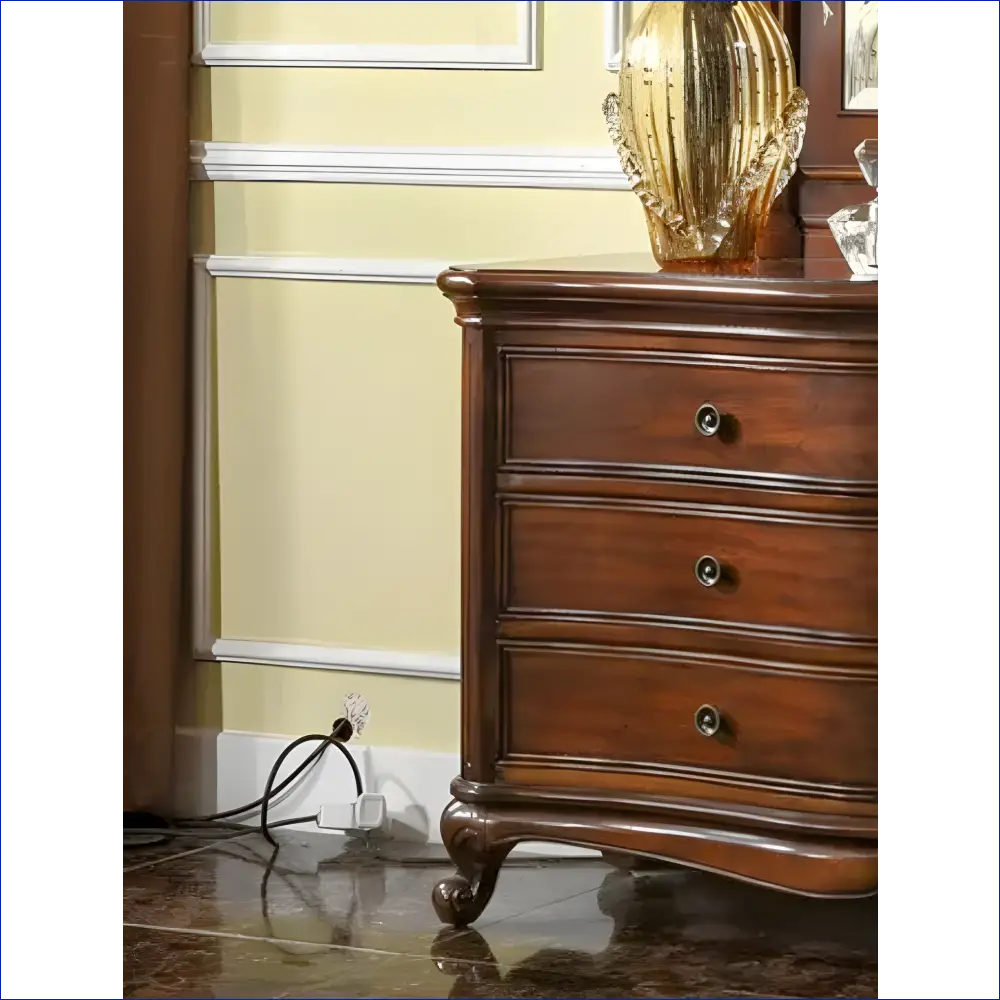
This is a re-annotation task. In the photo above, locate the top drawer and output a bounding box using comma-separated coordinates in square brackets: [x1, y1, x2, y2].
[501, 350, 877, 488]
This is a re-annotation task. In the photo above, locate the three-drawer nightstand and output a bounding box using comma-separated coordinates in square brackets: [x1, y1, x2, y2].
[431, 255, 877, 927]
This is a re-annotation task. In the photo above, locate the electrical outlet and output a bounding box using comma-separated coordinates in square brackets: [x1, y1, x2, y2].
[343, 693, 370, 737]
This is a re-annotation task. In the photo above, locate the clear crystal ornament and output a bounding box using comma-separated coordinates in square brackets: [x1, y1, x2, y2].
[829, 139, 878, 277]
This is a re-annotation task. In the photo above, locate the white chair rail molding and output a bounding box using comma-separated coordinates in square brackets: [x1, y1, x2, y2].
[190, 142, 628, 190]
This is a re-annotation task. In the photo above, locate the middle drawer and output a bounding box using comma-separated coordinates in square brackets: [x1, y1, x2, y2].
[501, 498, 876, 640]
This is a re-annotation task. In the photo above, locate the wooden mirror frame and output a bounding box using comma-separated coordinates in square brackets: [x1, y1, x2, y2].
[795, 0, 879, 257]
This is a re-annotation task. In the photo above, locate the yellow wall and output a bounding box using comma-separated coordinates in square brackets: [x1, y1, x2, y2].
[216, 278, 461, 652]
[195, 1, 650, 751]
[210, 2, 521, 47]
[199, 2, 620, 146]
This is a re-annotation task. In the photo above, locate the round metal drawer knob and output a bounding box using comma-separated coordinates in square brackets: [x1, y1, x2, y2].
[695, 402, 723, 437]
[695, 704, 722, 738]
[694, 555, 722, 587]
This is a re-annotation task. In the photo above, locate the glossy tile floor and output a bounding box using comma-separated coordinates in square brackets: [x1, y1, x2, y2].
[124, 830, 876, 998]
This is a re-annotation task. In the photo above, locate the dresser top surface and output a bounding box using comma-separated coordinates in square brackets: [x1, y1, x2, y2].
[460, 254, 863, 281]
[440, 255, 877, 311]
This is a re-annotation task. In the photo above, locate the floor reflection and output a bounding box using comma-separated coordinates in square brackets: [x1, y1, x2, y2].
[124, 832, 876, 998]
[430, 868, 876, 999]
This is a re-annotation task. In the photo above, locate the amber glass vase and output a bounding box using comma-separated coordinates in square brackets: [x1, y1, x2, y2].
[604, 1, 807, 268]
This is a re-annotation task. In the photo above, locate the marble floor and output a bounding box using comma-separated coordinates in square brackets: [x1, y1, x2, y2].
[124, 830, 876, 998]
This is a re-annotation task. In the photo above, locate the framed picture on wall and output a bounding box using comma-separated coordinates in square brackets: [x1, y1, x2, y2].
[843, 0, 878, 111]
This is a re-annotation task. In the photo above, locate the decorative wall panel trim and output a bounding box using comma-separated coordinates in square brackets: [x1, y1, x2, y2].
[191, 256, 216, 659]
[190, 141, 628, 190]
[206, 255, 452, 284]
[603, 1, 629, 72]
[190, 254, 462, 677]
[191, 0, 541, 70]
[211, 639, 460, 681]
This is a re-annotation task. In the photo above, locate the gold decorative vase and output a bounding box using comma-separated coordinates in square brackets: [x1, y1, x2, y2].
[604, 1, 808, 268]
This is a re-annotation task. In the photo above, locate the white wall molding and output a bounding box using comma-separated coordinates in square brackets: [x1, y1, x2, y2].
[191, 0, 213, 62]
[191, 0, 540, 70]
[190, 141, 628, 190]
[191, 256, 216, 659]
[205, 255, 451, 285]
[212, 639, 459, 681]
[175, 728, 595, 857]
[603, 1, 629, 72]
[190, 254, 464, 678]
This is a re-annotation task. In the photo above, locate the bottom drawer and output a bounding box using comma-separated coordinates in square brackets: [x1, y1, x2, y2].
[501, 645, 876, 793]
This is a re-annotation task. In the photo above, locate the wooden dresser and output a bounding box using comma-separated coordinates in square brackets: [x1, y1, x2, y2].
[431, 255, 877, 927]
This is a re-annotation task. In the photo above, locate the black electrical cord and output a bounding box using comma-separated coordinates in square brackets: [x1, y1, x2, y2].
[259, 732, 362, 847]
[183, 717, 356, 824]
[125, 718, 360, 849]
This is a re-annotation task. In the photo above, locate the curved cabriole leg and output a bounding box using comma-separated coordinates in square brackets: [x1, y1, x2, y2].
[431, 870, 502, 928]
[432, 800, 511, 927]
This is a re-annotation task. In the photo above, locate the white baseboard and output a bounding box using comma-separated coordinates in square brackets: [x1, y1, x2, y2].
[190, 141, 627, 190]
[175, 728, 596, 858]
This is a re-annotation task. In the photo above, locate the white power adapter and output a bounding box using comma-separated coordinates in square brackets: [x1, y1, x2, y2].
[353, 792, 387, 832]
[317, 793, 388, 835]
